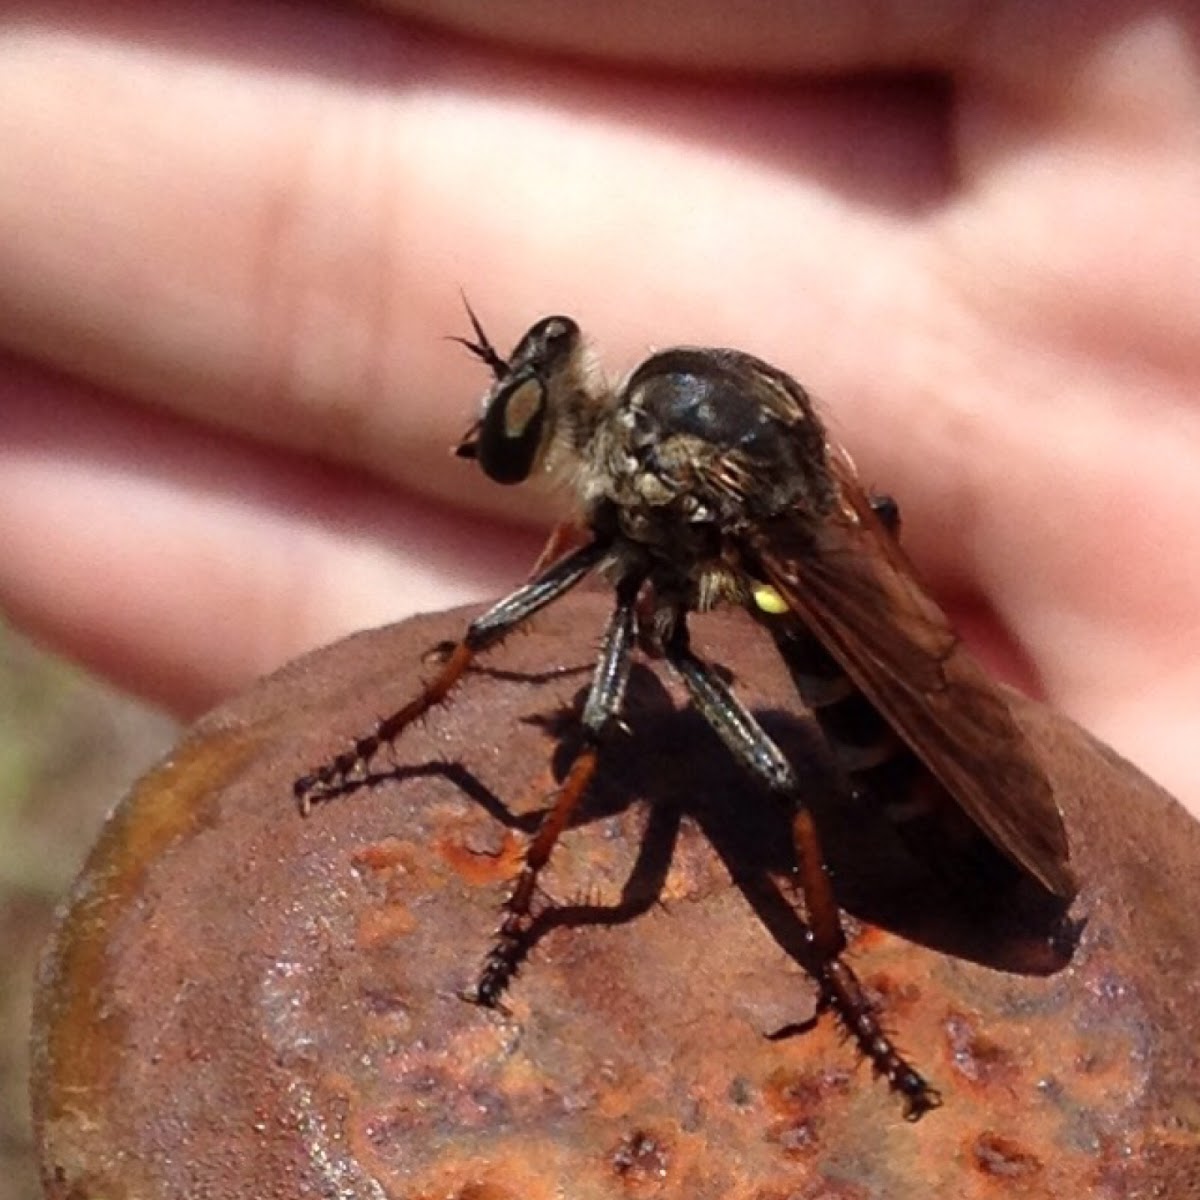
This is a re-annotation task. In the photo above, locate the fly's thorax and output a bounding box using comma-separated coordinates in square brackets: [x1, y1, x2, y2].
[577, 346, 837, 535]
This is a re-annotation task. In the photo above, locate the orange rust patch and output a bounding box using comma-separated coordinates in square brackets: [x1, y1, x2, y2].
[351, 839, 416, 873]
[848, 922, 886, 951]
[861, 968, 923, 1018]
[355, 904, 418, 948]
[350, 836, 445, 898]
[762, 1066, 850, 1118]
[972, 1131, 1044, 1178]
[436, 828, 523, 885]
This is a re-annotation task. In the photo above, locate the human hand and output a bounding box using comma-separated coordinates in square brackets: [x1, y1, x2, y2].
[2, 2, 1198, 816]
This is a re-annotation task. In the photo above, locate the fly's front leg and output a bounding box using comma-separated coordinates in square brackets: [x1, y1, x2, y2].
[527, 520, 587, 579]
[294, 538, 610, 811]
[664, 619, 941, 1120]
[469, 573, 642, 1009]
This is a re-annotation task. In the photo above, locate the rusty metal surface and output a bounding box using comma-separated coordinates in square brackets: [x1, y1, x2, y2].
[31, 592, 1200, 1198]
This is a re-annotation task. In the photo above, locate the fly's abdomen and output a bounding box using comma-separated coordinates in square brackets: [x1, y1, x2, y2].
[758, 611, 1021, 894]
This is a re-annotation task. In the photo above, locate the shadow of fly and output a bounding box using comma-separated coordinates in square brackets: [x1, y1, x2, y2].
[296, 305, 1078, 1120]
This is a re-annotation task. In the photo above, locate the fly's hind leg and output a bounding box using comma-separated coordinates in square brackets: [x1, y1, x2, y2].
[469, 573, 641, 1008]
[294, 538, 609, 811]
[664, 617, 941, 1121]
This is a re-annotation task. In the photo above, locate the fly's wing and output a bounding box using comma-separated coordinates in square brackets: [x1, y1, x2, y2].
[739, 446, 1077, 899]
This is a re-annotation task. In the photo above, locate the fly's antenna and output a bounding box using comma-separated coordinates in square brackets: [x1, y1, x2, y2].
[448, 292, 508, 380]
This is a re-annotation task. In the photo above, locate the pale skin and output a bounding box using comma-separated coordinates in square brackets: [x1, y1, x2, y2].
[1, 2, 1199, 819]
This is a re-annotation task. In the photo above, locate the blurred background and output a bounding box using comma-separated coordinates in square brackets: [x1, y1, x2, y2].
[0, 623, 176, 1200]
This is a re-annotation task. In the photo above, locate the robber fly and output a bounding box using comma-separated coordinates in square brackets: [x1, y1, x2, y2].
[296, 307, 1078, 1120]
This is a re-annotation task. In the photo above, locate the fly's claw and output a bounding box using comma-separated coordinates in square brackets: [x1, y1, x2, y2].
[898, 1076, 943, 1122]
[294, 732, 383, 813]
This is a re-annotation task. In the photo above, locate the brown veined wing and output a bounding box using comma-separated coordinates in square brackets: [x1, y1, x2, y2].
[739, 446, 1077, 900]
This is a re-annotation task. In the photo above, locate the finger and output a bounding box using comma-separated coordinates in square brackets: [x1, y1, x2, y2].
[0, 354, 538, 714]
[377, 0, 967, 72]
[0, 0, 946, 524]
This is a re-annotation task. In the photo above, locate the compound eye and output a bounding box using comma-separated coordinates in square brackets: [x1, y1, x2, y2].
[511, 315, 579, 374]
[535, 316, 578, 355]
[476, 372, 547, 484]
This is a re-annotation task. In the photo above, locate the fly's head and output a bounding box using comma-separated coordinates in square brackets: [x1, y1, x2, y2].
[454, 305, 584, 486]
